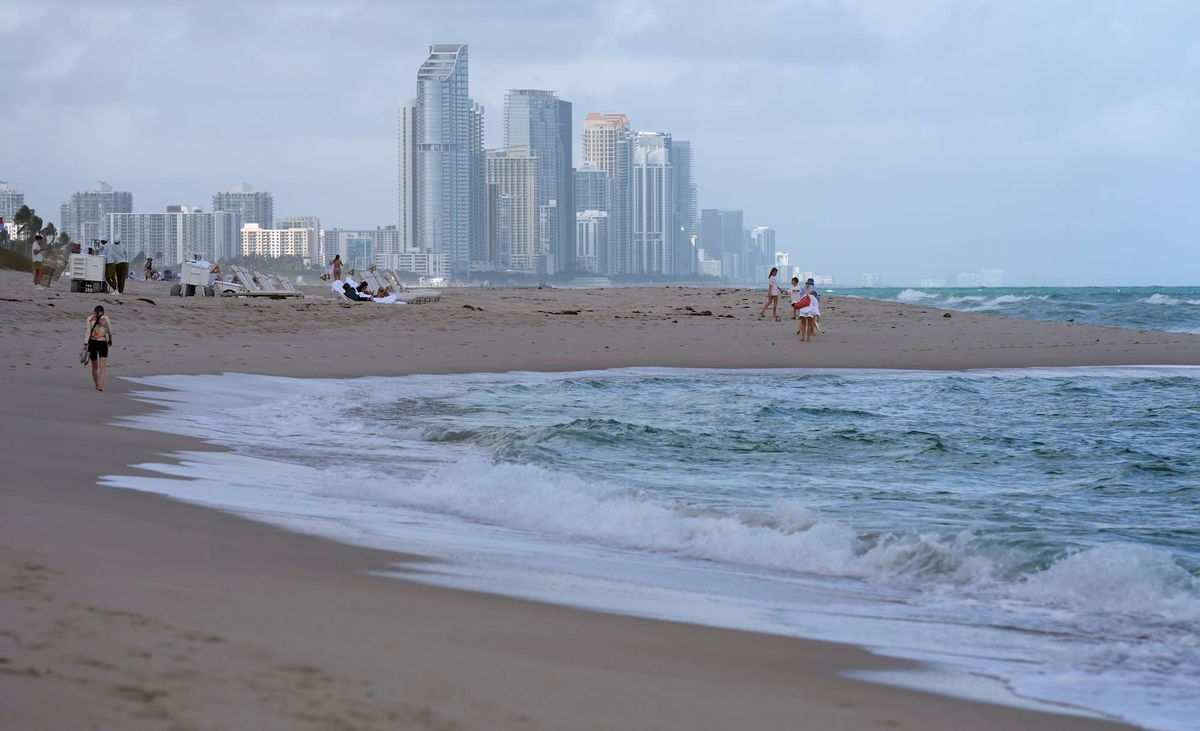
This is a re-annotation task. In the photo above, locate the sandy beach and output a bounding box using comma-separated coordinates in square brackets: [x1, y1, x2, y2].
[3, 268, 1195, 730]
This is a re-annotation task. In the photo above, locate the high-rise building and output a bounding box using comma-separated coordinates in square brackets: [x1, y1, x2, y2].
[276, 215, 321, 264]
[241, 223, 318, 263]
[699, 209, 745, 279]
[108, 208, 240, 266]
[574, 163, 615, 273]
[575, 210, 609, 273]
[397, 98, 417, 252]
[212, 184, 273, 229]
[485, 183, 513, 269]
[61, 181, 133, 243]
[411, 43, 484, 276]
[0, 181, 24, 221]
[486, 146, 540, 271]
[752, 227, 776, 259]
[504, 90, 572, 274]
[631, 131, 677, 276]
[669, 141, 697, 276]
[582, 113, 632, 275]
[323, 227, 402, 269]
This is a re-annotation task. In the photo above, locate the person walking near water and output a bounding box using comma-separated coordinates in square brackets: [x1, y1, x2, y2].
[143, 257, 154, 280]
[329, 254, 343, 282]
[758, 267, 781, 321]
[85, 305, 113, 391]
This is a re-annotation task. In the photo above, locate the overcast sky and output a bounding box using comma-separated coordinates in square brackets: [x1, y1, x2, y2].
[3, 0, 1198, 285]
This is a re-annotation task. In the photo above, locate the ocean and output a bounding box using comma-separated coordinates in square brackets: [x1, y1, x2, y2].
[110, 365, 1200, 730]
[830, 286, 1200, 334]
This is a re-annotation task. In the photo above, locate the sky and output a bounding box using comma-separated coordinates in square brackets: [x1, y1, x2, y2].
[2, 0, 1198, 286]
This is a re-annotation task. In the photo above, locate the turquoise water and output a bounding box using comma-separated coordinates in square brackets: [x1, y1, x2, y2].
[112, 367, 1200, 729]
[832, 286, 1200, 333]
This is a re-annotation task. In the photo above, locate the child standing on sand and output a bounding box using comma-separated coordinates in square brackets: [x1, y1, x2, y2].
[758, 267, 781, 321]
[788, 276, 802, 319]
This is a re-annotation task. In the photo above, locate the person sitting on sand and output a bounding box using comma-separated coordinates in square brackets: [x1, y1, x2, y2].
[758, 267, 781, 321]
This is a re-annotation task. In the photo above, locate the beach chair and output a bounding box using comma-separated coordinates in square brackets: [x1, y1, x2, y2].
[362, 269, 389, 295]
[382, 269, 406, 291]
[274, 275, 304, 296]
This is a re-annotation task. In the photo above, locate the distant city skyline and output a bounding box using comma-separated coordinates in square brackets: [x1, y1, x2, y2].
[3, 1, 1198, 285]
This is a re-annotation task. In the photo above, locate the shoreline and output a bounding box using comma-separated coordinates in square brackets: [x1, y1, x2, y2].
[5, 270, 1193, 728]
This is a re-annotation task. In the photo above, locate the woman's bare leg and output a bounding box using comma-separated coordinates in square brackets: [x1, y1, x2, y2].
[97, 357, 107, 391]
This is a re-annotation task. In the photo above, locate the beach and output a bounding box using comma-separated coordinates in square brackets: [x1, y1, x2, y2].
[2, 269, 1196, 730]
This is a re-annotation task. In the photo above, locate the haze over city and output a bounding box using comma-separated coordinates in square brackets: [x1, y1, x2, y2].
[3, 0, 1198, 285]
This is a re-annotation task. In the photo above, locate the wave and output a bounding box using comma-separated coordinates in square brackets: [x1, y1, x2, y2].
[1141, 293, 1200, 306]
[327, 452, 1200, 621]
[896, 288, 938, 302]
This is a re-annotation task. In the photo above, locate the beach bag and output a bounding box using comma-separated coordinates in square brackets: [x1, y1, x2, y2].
[795, 294, 811, 309]
[79, 345, 89, 365]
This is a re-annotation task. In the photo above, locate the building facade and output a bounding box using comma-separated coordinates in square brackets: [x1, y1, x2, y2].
[212, 184, 273, 228]
[276, 215, 321, 264]
[107, 209, 240, 266]
[505, 90, 573, 274]
[323, 227, 402, 269]
[582, 113, 632, 275]
[575, 210, 609, 273]
[486, 147, 540, 272]
[0, 181, 24, 221]
[397, 97, 417, 253]
[631, 132, 677, 276]
[240, 223, 317, 262]
[61, 181, 134, 244]
[670, 141, 697, 275]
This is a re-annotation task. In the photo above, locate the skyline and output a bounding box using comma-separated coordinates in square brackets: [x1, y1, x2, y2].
[3, 1, 1199, 285]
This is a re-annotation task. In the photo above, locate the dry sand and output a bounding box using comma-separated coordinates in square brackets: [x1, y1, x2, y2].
[3, 267, 1194, 730]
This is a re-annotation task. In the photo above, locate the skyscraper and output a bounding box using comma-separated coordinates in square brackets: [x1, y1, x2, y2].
[670, 141, 697, 276]
[582, 113, 632, 275]
[574, 162, 615, 273]
[412, 43, 484, 276]
[505, 90, 573, 274]
[699, 209, 745, 279]
[61, 181, 133, 243]
[397, 98, 417, 252]
[631, 131, 676, 276]
[212, 184, 273, 228]
[486, 146, 540, 271]
[0, 181, 24, 221]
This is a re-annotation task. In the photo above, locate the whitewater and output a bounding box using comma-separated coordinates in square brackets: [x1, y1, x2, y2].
[108, 367, 1200, 730]
[832, 286, 1200, 334]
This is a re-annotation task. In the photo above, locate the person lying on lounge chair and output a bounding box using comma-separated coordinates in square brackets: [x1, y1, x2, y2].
[343, 281, 373, 301]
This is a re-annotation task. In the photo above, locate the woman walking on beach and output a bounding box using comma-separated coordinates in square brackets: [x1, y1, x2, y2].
[85, 305, 113, 391]
[758, 267, 781, 321]
[329, 254, 343, 282]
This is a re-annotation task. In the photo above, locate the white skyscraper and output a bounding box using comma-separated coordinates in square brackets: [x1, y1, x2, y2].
[61, 181, 133, 243]
[582, 113, 632, 275]
[108, 209, 240, 266]
[486, 146, 540, 271]
[631, 131, 675, 276]
[0, 181, 24, 221]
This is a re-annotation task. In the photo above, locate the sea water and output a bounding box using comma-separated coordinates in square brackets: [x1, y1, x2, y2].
[108, 367, 1200, 730]
[833, 286, 1200, 334]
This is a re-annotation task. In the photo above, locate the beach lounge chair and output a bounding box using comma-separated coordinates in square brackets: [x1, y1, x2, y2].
[382, 269, 406, 291]
[222, 265, 303, 298]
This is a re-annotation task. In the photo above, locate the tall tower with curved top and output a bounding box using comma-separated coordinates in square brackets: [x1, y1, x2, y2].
[410, 43, 484, 276]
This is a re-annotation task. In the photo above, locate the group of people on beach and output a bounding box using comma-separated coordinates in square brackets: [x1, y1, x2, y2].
[759, 267, 822, 341]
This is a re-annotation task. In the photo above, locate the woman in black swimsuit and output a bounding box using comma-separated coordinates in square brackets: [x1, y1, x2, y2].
[85, 305, 113, 391]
